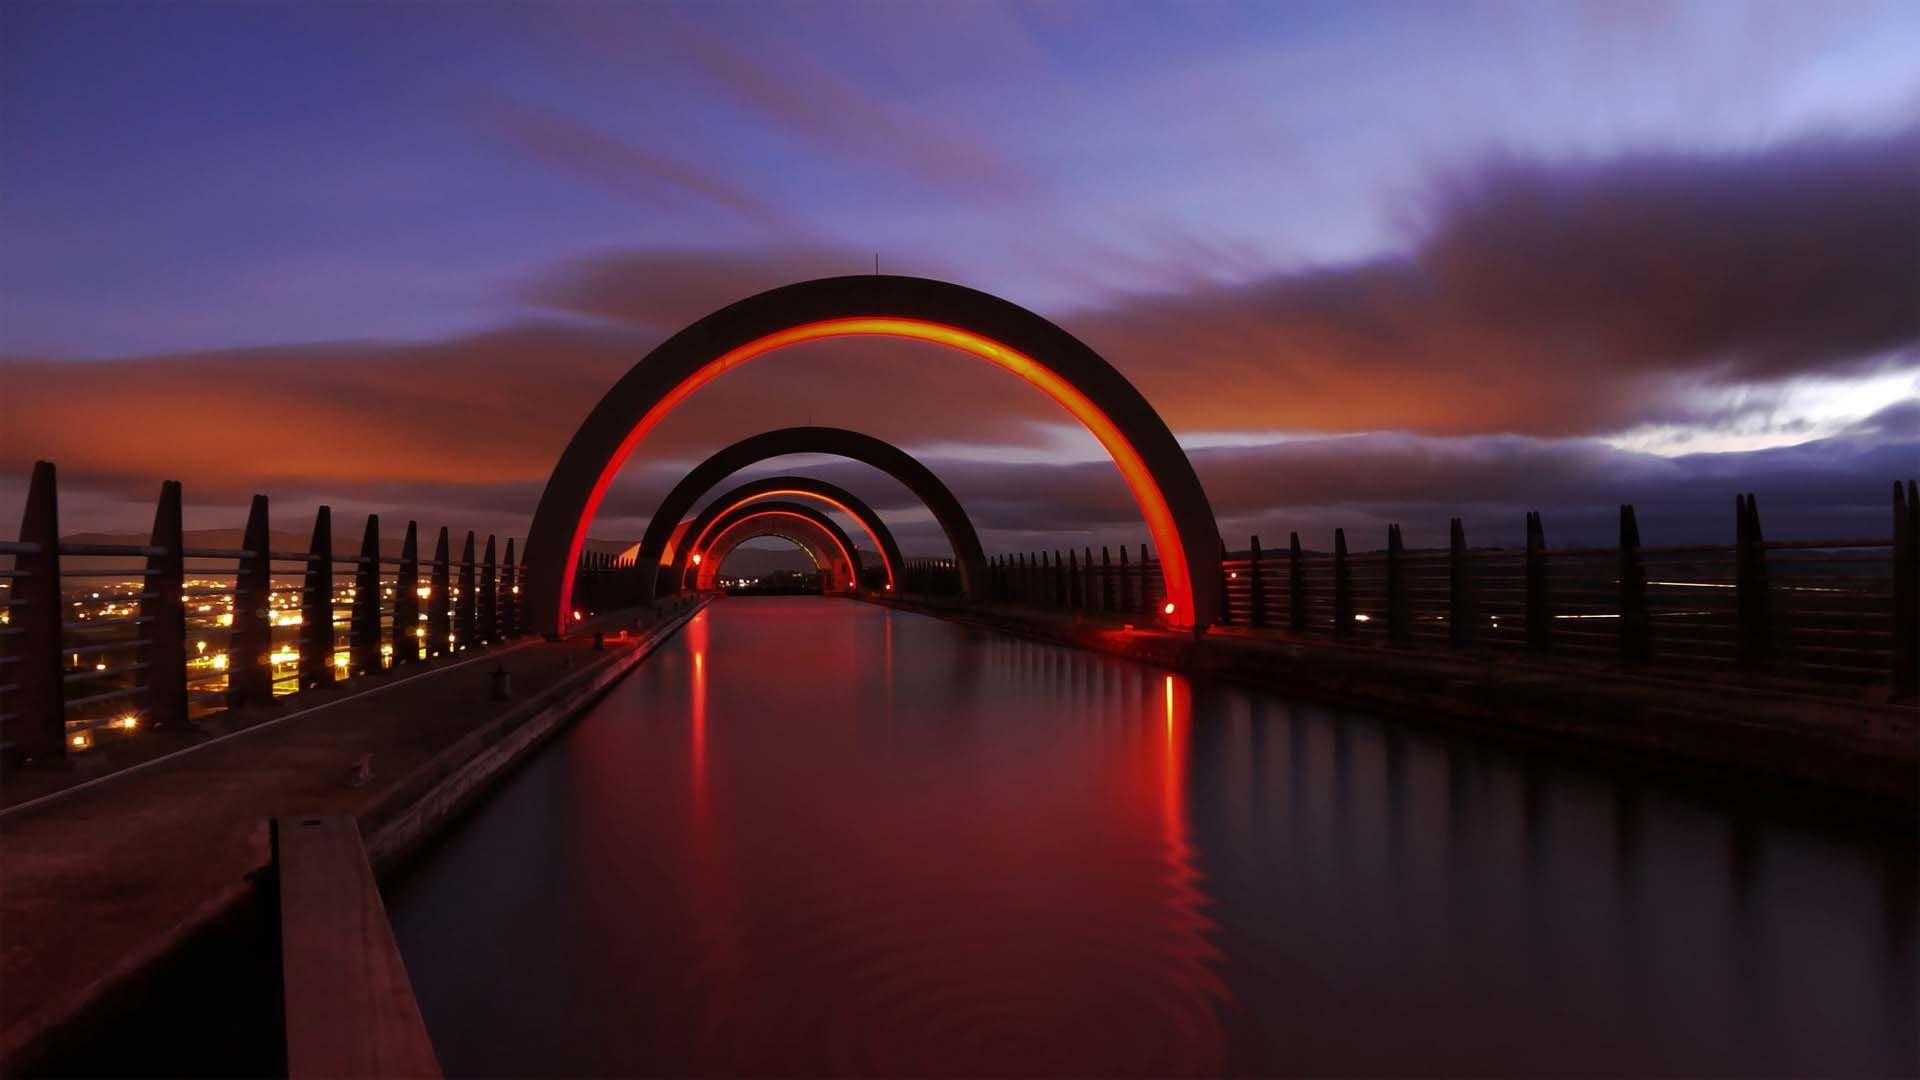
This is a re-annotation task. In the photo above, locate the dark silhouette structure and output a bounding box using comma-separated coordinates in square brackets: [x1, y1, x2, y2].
[630, 427, 986, 601]
[523, 275, 1223, 635]
[666, 475, 904, 595]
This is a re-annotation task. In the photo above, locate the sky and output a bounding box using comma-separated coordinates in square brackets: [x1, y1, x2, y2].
[3, 0, 1917, 560]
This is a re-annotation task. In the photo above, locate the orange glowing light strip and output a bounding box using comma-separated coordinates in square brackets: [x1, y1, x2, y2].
[564, 317, 1193, 625]
[699, 511, 851, 586]
[685, 489, 895, 590]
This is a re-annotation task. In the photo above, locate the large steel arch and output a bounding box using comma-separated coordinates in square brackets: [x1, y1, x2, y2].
[696, 502, 861, 592]
[669, 475, 904, 595]
[633, 426, 986, 601]
[524, 276, 1222, 635]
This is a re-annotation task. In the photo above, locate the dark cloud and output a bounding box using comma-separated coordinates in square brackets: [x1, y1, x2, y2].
[1064, 125, 1920, 437]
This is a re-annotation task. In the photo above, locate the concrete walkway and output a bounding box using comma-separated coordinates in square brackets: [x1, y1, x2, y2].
[0, 602, 701, 1073]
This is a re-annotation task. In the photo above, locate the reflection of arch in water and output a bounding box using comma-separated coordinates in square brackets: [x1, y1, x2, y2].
[523, 276, 1222, 635]
[698, 502, 861, 592]
[670, 475, 903, 595]
[635, 426, 987, 602]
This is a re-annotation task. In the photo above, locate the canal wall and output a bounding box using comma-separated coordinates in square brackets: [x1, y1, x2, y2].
[0, 598, 707, 1077]
[867, 595, 1917, 808]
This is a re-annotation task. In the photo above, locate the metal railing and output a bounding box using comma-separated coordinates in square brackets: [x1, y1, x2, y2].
[0, 462, 535, 764]
[954, 485, 1918, 702]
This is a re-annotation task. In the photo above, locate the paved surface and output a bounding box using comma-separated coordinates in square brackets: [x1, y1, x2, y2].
[0, 607, 692, 1069]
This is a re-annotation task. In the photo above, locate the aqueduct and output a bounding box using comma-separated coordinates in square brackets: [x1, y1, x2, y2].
[631, 426, 987, 601]
[523, 275, 1222, 634]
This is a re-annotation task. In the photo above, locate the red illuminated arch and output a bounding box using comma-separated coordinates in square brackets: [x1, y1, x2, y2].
[669, 475, 903, 595]
[524, 276, 1222, 634]
[696, 503, 861, 592]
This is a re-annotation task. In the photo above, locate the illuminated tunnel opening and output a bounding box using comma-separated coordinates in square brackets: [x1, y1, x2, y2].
[700, 508, 858, 593]
[674, 477, 901, 595]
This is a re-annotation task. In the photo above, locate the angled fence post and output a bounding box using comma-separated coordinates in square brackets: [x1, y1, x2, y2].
[350, 515, 381, 676]
[1894, 481, 1918, 699]
[456, 531, 476, 651]
[1068, 549, 1083, 610]
[1735, 494, 1774, 673]
[1116, 545, 1130, 613]
[139, 480, 188, 728]
[1618, 505, 1650, 666]
[394, 522, 420, 663]
[480, 535, 498, 644]
[1334, 528, 1354, 638]
[1139, 543, 1151, 614]
[1387, 524, 1411, 645]
[1052, 550, 1065, 609]
[500, 538, 517, 637]
[298, 507, 334, 691]
[1247, 535, 1266, 628]
[7, 461, 67, 761]
[227, 495, 273, 706]
[1217, 538, 1233, 626]
[1288, 532, 1306, 632]
[1449, 517, 1474, 649]
[1083, 547, 1096, 614]
[1101, 547, 1114, 613]
[1525, 511, 1551, 654]
[429, 527, 451, 657]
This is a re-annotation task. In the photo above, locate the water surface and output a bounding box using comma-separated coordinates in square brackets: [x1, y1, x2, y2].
[387, 598, 1916, 1075]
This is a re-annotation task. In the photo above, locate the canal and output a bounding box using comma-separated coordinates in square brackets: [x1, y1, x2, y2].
[386, 598, 1916, 1076]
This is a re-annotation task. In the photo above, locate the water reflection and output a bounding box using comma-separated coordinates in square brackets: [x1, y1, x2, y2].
[388, 598, 1918, 1076]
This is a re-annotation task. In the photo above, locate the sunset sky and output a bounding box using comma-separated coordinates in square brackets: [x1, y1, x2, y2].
[4, 1, 1916, 558]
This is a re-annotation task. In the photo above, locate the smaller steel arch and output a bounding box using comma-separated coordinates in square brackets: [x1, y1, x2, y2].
[632, 426, 987, 601]
[697, 502, 861, 592]
[671, 476, 903, 594]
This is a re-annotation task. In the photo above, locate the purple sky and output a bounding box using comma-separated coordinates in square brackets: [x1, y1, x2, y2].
[3, 1, 1917, 557]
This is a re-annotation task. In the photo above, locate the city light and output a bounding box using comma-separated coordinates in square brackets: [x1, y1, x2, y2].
[1163, 602, 1176, 616]
[70, 733, 90, 750]
[119, 715, 138, 730]
[692, 553, 702, 565]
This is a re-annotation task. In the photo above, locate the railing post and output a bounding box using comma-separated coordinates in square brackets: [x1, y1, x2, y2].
[1735, 494, 1773, 673]
[1333, 528, 1354, 638]
[1525, 511, 1551, 654]
[1067, 548, 1081, 610]
[350, 515, 381, 677]
[1217, 537, 1233, 627]
[1052, 550, 1065, 609]
[1101, 546, 1114, 614]
[500, 538, 517, 636]
[1288, 532, 1306, 632]
[139, 480, 188, 728]
[1387, 524, 1411, 645]
[1893, 481, 1917, 699]
[1116, 545, 1130, 613]
[228, 495, 273, 706]
[299, 507, 334, 691]
[1083, 547, 1096, 614]
[1448, 517, 1474, 649]
[7, 461, 67, 761]
[456, 531, 476, 652]
[480, 536, 498, 645]
[1246, 536, 1266, 628]
[1139, 543, 1151, 614]
[1618, 505, 1650, 666]
[429, 527, 450, 657]
[394, 522, 420, 664]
